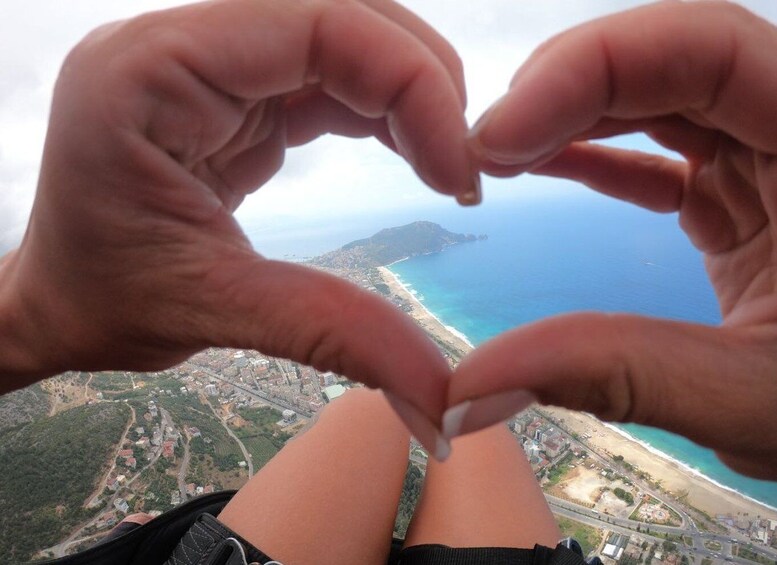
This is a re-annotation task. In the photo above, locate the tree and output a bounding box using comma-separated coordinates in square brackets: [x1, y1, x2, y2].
[662, 540, 678, 553]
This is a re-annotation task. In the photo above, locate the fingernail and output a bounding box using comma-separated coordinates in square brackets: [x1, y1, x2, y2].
[442, 390, 535, 440]
[384, 392, 450, 462]
[468, 134, 548, 167]
[470, 94, 507, 138]
[468, 95, 549, 167]
[455, 174, 482, 206]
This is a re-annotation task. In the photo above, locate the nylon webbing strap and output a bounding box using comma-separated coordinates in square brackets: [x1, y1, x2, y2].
[397, 543, 589, 565]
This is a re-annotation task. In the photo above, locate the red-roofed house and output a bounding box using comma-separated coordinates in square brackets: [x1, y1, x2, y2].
[162, 441, 175, 459]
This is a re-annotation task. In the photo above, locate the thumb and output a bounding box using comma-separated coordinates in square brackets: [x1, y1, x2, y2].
[445, 312, 777, 479]
[189, 256, 451, 458]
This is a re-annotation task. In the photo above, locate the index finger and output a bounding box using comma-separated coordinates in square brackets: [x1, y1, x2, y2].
[68, 0, 475, 198]
[471, 1, 777, 166]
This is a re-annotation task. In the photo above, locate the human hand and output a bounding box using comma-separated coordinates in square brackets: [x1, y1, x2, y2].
[0, 0, 479, 456]
[445, 1, 777, 478]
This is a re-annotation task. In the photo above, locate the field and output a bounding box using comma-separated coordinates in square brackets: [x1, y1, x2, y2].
[239, 435, 280, 469]
[556, 516, 604, 557]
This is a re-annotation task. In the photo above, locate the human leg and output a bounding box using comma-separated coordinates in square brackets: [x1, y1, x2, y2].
[217, 388, 410, 565]
[403, 423, 560, 549]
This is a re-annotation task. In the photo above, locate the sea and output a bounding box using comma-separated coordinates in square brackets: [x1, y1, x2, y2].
[245, 188, 777, 512]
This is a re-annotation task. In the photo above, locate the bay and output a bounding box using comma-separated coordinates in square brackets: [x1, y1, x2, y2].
[388, 192, 777, 511]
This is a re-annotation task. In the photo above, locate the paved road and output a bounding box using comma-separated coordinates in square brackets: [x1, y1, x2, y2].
[204, 397, 255, 478]
[547, 495, 777, 564]
[83, 403, 136, 509]
[536, 408, 690, 530]
[195, 364, 313, 419]
[177, 437, 191, 501]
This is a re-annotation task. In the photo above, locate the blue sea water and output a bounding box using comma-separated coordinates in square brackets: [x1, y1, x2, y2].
[385, 192, 777, 511]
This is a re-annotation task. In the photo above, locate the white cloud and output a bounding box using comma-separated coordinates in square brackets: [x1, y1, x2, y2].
[1, 0, 776, 252]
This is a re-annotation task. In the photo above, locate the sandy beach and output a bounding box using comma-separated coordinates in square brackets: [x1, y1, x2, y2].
[543, 407, 777, 520]
[378, 266, 473, 356]
[378, 265, 777, 522]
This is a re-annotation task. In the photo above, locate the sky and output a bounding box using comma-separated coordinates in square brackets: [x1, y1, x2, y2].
[2, 0, 777, 254]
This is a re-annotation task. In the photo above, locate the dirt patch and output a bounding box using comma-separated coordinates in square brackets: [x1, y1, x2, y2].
[553, 466, 611, 505]
[42, 374, 90, 416]
[598, 490, 630, 515]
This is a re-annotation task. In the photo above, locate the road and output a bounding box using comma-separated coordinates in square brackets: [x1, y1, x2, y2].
[194, 364, 313, 418]
[410, 443, 777, 565]
[45, 404, 167, 558]
[177, 436, 191, 501]
[536, 409, 689, 527]
[547, 495, 777, 564]
[204, 397, 255, 478]
[84, 403, 135, 509]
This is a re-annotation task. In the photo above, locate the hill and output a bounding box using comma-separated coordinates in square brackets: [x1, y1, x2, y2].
[0, 402, 129, 562]
[310, 221, 484, 269]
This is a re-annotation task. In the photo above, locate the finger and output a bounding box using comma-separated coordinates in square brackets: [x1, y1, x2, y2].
[358, 0, 467, 106]
[473, 115, 714, 179]
[284, 90, 391, 146]
[532, 142, 687, 213]
[470, 1, 777, 168]
[576, 116, 722, 163]
[181, 255, 452, 459]
[74, 0, 475, 199]
[444, 313, 777, 479]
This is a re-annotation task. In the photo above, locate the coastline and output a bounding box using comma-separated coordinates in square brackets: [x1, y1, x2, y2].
[603, 422, 777, 514]
[378, 266, 474, 353]
[545, 408, 777, 519]
[378, 265, 777, 521]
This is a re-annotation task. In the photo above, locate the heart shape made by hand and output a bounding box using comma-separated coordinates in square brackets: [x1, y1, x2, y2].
[2, 0, 777, 481]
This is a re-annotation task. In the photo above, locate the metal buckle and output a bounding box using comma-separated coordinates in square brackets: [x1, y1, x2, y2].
[220, 538, 249, 565]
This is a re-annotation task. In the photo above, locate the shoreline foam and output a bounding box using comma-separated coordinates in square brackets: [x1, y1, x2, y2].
[605, 423, 777, 514]
[384, 267, 475, 349]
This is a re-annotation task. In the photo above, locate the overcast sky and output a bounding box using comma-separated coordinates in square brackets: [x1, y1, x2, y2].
[2, 0, 777, 253]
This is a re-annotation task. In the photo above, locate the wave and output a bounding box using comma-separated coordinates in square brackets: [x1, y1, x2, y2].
[386, 268, 475, 349]
[603, 422, 777, 514]
[386, 256, 410, 266]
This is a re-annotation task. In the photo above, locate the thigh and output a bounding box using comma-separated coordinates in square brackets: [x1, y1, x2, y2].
[404, 423, 560, 549]
[218, 389, 411, 565]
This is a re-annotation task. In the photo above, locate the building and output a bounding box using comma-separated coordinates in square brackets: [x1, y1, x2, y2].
[114, 498, 130, 514]
[323, 384, 347, 402]
[602, 533, 630, 560]
[321, 372, 337, 387]
[543, 439, 566, 459]
[204, 384, 218, 396]
[282, 410, 297, 424]
[162, 441, 176, 459]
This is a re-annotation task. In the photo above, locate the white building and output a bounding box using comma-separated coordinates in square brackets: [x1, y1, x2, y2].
[323, 384, 347, 402]
[114, 498, 130, 514]
[282, 410, 297, 424]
